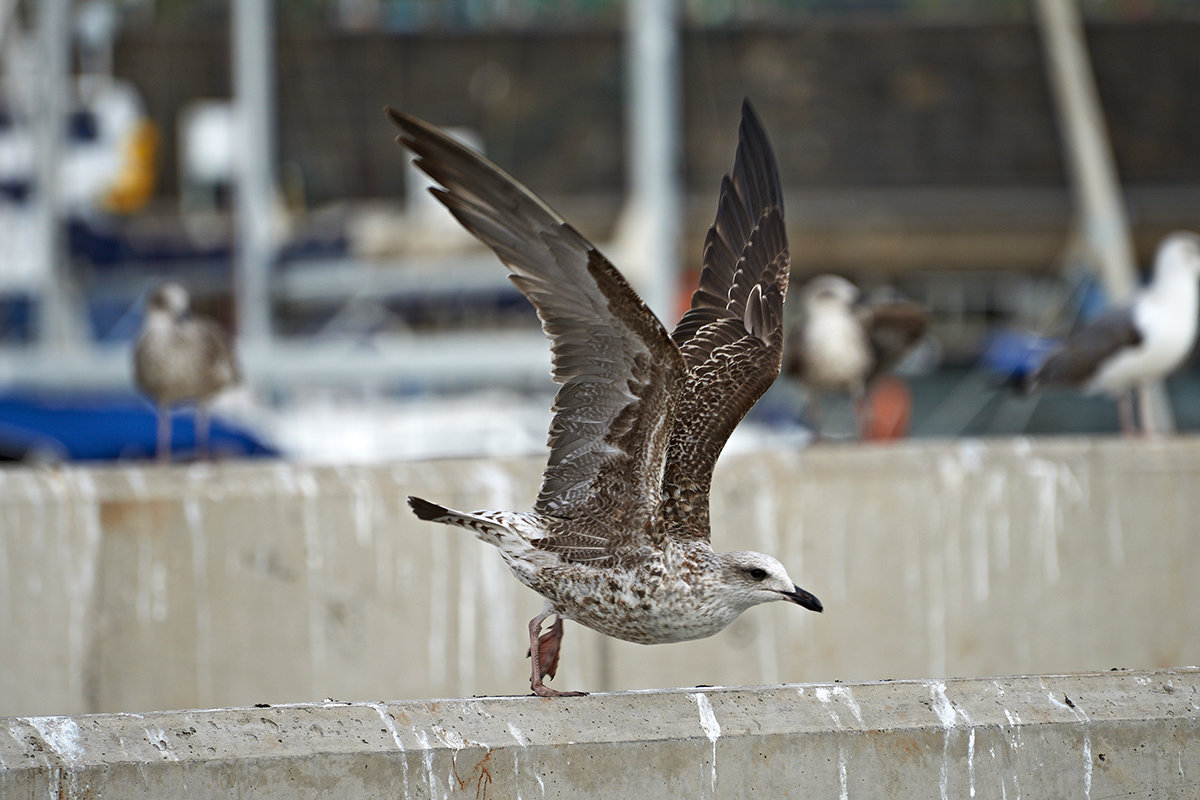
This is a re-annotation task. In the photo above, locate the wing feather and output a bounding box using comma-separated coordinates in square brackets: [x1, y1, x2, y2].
[387, 108, 685, 561]
[662, 101, 790, 536]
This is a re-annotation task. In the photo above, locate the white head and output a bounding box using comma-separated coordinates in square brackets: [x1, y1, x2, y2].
[145, 281, 191, 320]
[802, 274, 861, 313]
[1152, 231, 1200, 284]
[712, 550, 823, 614]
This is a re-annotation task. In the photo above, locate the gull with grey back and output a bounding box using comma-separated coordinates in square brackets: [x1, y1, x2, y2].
[389, 102, 822, 697]
[133, 281, 240, 461]
[1022, 232, 1200, 433]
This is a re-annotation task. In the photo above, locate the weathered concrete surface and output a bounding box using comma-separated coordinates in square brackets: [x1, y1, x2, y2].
[2, 436, 1200, 715]
[1, 669, 1197, 799]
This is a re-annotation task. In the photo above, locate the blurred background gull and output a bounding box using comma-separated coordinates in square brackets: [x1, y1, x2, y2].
[2, 0, 1200, 462]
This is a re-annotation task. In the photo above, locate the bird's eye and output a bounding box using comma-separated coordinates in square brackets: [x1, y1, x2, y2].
[747, 567, 768, 581]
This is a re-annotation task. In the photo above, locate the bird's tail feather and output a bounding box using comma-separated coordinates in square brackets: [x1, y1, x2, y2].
[407, 496, 559, 568]
[408, 495, 453, 522]
[407, 495, 511, 549]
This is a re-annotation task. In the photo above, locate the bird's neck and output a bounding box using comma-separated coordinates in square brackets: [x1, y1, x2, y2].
[142, 312, 177, 335]
[1145, 265, 1199, 317]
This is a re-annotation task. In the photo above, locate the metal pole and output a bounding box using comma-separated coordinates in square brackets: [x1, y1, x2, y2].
[625, 0, 681, 325]
[33, 0, 76, 351]
[233, 0, 275, 350]
[1032, 0, 1173, 431]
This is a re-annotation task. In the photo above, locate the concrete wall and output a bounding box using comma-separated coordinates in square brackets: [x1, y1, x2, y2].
[2, 669, 1198, 799]
[2, 436, 1199, 716]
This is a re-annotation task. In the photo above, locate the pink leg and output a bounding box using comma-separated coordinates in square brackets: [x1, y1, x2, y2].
[1117, 391, 1138, 437]
[527, 610, 585, 698]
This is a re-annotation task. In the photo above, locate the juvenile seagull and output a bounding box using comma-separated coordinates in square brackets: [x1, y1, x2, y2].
[133, 281, 240, 461]
[390, 102, 822, 697]
[784, 274, 928, 437]
[1023, 232, 1200, 433]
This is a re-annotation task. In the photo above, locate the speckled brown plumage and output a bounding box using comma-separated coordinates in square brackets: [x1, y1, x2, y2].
[392, 102, 821, 697]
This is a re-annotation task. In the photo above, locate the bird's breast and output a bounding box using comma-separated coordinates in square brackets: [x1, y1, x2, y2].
[535, 562, 740, 645]
[802, 311, 873, 391]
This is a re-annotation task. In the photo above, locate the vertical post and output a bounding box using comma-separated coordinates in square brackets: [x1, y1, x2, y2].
[625, 0, 681, 324]
[233, 0, 275, 352]
[1033, 0, 1173, 432]
[33, 0, 76, 350]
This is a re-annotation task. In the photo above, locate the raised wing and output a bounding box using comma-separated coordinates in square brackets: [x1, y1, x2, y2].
[387, 108, 685, 560]
[661, 101, 790, 536]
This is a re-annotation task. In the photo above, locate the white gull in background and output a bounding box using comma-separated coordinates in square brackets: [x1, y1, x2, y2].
[784, 274, 929, 438]
[133, 281, 240, 460]
[390, 101, 822, 697]
[1022, 231, 1200, 434]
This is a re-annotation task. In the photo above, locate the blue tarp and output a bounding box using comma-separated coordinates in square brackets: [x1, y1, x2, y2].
[0, 392, 276, 462]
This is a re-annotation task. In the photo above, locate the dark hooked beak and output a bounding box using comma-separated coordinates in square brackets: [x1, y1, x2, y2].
[781, 585, 823, 613]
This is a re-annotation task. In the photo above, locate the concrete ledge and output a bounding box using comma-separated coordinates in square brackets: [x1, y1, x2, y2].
[4, 436, 1200, 715]
[3, 669, 1198, 799]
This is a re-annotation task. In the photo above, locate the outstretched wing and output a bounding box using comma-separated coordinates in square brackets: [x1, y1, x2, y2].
[387, 108, 685, 560]
[661, 101, 790, 536]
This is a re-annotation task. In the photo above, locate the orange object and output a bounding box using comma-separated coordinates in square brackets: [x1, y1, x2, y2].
[861, 375, 913, 441]
[103, 119, 159, 213]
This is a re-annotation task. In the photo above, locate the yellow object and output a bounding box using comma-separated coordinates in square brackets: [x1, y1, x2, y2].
[103, 119, 159, 213]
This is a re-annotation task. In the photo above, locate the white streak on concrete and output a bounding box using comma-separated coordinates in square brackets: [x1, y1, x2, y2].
[366, 702, 409, 797]
[143, 727, 179, 761]
[1002, 708, 1023, 800]
[184, 496, 213, 703]
[930, 681, 957, 729]
[63, 473, 102, 709]
[814, 686, 849, 800]
[1026, 460, 1062, 583]
[351, 475, 375, 548]
[832, 686, 864, 724]
[1044, 685, 1091, 799]
[689, 692, 720, 795]
[507, 723, 530, 747]
[28, 717, 84, 762]
[930, 681, 974, 800]
[126, 468, 148, 498]
[295, 470, 327, 696]
[967, 726, 976, 797]
[367, 703, 405, 751]
[412, 728, 439, 799]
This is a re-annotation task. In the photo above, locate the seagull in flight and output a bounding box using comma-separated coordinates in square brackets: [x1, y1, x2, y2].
[390, 101, 822, 697]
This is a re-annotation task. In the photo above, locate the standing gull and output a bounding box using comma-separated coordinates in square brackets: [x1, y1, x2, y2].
[133, 281, 240, 461]
[389, 102, 822, 697]
[784, 274, 928, 438]
[1022, 232, 1200, 433]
